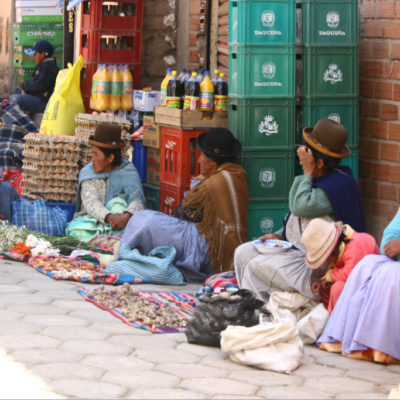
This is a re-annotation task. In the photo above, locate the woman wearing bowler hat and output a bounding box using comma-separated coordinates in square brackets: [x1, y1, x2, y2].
[235, 118, 366, 302]
[66, 122, 145, 242]
[107, 128, 249, 283]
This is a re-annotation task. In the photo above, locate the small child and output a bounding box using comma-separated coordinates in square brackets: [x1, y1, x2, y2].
[9, 40, 59, 114]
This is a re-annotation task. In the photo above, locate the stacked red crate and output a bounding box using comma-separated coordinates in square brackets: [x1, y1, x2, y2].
[79, 0, 144, 111]
[159, 126, 207, 215]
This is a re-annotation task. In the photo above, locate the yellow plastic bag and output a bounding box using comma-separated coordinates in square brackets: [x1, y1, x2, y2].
[40, 55, 85, 135]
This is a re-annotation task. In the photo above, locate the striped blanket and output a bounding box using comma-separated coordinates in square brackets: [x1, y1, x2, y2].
[78, 286, 196, 333]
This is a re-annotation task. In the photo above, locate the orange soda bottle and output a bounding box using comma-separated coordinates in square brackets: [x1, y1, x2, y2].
[109, 65, 122, 111]
[90, 64, 110, 111]
[121, 64, 133, 111]
[199, 71, 214, 115]
[160, 68, 172, 107]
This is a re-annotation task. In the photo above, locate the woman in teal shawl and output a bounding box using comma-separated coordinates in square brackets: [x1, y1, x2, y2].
[66, 122, 145, 242]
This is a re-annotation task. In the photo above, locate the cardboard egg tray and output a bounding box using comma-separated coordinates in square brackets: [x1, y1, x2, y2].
[75, 113, 132, 130]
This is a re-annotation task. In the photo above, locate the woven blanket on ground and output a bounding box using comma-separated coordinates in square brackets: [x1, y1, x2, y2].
[28, 256, 150, 285]
[77, 286, 196, 333]
[204, 271, 239, 291]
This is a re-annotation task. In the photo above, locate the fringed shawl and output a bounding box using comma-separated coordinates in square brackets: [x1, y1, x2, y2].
[182, 163, 248, 273]
[75, 159, 144, 213]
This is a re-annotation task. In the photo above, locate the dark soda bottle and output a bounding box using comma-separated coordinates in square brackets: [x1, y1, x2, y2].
[183, 72, 200, 111]
[166, 70, 181, 108]
[214, 73, 228, 112]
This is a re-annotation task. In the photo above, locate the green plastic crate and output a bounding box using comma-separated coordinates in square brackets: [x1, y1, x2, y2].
[143, 182, 160, 211]
[229, 45, 296, 98]
[229, 97, 296, 151]
[13, 22, 64, 46]
[229, 0, 296, 46]
[302, 0, 358, 46]
[340, 148, 359, 181]
[302, 98, 359, 147]
[248, 201, 289, 240]
[239, 149, 295, 202]
[303, 46, 358, 98]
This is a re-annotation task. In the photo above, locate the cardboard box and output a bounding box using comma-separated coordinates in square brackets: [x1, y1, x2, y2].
[146, 147, 160, 186]
[16, 7, 64, 23]
[133, 90, 161, 112]
[13, 23, 64, 46]
[142, 116, 161, 149]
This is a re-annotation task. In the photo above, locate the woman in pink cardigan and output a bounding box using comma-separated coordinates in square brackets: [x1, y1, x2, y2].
[301, 218, 379, 313]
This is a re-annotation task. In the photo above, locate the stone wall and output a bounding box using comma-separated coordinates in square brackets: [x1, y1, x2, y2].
[0, 0, 12, 97]
[141, 0, 207, 89]
[359, 0, 400, 240]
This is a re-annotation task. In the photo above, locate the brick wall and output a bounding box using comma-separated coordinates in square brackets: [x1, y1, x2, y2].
[187, 0, 207, 70]
[359, 0, 400, 240]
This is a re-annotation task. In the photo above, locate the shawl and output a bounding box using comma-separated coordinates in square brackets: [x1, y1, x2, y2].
[75, 159, 144, 213]
[182, 162, 249, 273]
[313, 166, 366, 232]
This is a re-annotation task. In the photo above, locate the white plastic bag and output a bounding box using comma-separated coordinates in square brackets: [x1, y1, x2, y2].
[220, 321, 303, 373]
[267, 291, 330, 344]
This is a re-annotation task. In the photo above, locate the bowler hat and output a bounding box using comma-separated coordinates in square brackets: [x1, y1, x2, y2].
[302, 218, 344, 270]
[197, 128, 242, 160]
[88, 122, 125, 149]
[24, 40, 54, 57]
[303, 118, 350, 159]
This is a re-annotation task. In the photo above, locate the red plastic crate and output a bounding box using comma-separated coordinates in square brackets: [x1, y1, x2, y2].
[159, 182, 189, 216]
[81, 62, 141, 112]
[160, 126, 206, 187]
[81, 0, 144, 31]
[80, 29, 142, 64]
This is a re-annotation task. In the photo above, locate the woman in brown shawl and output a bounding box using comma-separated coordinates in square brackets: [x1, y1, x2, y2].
[117, 128, 249, 282]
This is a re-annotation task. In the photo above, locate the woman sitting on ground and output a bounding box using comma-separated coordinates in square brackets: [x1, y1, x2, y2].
[234, 118, 366, 302]
[316, 208, 400, 364]
[114, 128, 249, 282]
[66, 122, 145, 242]
[301, 218, 379, 313]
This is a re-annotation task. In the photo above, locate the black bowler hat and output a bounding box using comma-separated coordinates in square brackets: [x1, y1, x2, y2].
[197, 128, 242, 160]
[88, 122, 125, 149]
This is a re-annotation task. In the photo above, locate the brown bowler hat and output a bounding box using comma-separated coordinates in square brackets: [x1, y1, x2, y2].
[88, 122, 125, 149]
[302, 118, 351, 159]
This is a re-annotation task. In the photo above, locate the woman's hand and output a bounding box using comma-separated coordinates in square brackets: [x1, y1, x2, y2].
[105, 212, 132, 231]
[384, 239, 400, 259]
[311, 280, 321, 296]
[259, 233, 282, 241]
[297, 145, 316, 176]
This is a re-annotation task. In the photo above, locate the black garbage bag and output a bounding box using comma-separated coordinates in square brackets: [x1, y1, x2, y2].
[185, 289, 264, 347]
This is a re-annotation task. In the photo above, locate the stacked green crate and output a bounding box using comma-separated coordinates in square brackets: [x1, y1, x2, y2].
[229, 0, 296, 239]
[302, 0, 359, 178]
[13, 22, 64, 84]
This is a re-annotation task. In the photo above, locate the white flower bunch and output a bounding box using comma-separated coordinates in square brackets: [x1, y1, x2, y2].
[25, 234, 60, 257]
[0, 221, 28, 253]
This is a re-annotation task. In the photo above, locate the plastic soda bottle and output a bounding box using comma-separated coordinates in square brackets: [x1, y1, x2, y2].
[183, 72, 200, 111]
[121, 64, 133, 111]
[166, 70, 181, 109]
[197, 68, 205, 83]
[211, 68, 220, 87]
[109, 65, 122, 111]
[199, 71, 214, 112]
[90, 64, 110, 111]
[214, 73, 228, 112]
[160, 68, 172, 107]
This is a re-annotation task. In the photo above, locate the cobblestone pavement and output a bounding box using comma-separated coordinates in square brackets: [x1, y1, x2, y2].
[0, 258, 398, 399]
